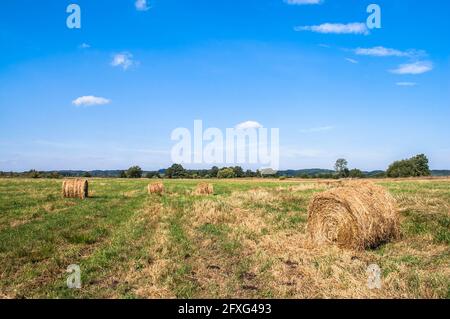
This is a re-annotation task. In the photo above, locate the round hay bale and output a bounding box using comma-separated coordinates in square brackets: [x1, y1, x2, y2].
[62, 179, 88, 199]
[196, 183, 214, 195]
[307, 181, 399, 250]
[148, 182, 164, 195]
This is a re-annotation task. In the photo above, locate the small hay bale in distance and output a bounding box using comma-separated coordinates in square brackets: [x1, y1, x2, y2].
[196, 183, 214, 195]
[307, 181, 399, 250]
[62, 179, 89, 199]
[148, 182, 164, 195]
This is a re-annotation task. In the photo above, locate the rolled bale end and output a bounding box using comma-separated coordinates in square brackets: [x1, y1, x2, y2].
[148, 182, 164, 195]
[196, 183, 214, 195]
[306, 181, 399, 250]
[62, 179, 89, 199]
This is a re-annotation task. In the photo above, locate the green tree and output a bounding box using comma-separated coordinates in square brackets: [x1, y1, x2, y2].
[349, 169, 364, 178]
[245, 169, 256, 178]
[387, 154, 431, 178]
[82, 172, 92, 178]
[209, 166, 219, 178]
[145, 171, 159, 179]
[48, 172, 62, 179]
[165, 164, 187, 179]
[119, 170, 127, 178]
[334, 158, 348, 177]
[28, 170, 40, 179]
[386, 160, 413, 177]
[233, 166, 244, 178]
[217, 168, 236, 178]
[126, 166, 143, 178]
[411, 154, 431, 176]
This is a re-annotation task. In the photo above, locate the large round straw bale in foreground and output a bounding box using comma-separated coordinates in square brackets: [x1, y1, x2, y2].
[62, 179, 89, 199]
[307, 182, 399, 250]
[196, 183, 214, 195]
[148, 182, 164, 195]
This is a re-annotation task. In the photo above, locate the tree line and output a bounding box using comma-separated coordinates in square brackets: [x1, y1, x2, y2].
[117, 154, 432, 179]
[330, 154, 431, 179]
[0, 153, 433, 179]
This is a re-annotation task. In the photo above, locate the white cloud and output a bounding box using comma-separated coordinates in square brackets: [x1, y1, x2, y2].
[72, 96, 111, 107]
[235, 121, 263, 130]
[355, 46, 407, 57]
[345, 58, 359, 64]
[390, 61, 433, 75]
[295, 23, 369, 35]
[396, 82, 417, 87]
[135, 0, 150, 11]
[299, 126, 334, 133]
[284, 0, 323, 5]
[111, 52, 134, 70]
[79, 43, 90, 49]
[354, 46, 425, 58]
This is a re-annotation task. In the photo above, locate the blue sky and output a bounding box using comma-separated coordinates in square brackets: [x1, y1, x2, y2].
[1, 0, 449, 171]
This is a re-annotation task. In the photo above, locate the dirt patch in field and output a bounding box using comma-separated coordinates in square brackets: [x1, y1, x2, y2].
[190, 199, 237, 229]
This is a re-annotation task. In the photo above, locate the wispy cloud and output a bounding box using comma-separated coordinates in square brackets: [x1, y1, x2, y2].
[284, 0, 323, 5]
[345, 58, 359, 64]
[396, 82, 417, 87]
[299, 126, 334, 133]
[390, 61, 433, 75]
[295, 23, 369, 35]
[354, 46, 425, 58]
[235, 121, 263, 130]
[72, 96, 111, 107]
[111, 52, 135, 70]
[135, 0, 150, 11]
[79, 43, 90, 49]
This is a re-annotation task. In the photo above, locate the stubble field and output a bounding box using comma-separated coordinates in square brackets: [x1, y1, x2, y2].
[0, 178, 448, 299]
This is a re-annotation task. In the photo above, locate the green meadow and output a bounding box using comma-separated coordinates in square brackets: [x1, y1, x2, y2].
[0, 178, 448, 298]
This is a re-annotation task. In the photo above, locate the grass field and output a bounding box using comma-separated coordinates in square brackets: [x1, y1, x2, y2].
[0, 178, 448, 299]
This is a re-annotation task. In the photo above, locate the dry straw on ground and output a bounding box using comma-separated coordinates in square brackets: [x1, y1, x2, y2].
[148, 182, 164, 195]
[62, 179, 88, 199]
[307, 181, 399, 250]
[196, 183, 214, 195]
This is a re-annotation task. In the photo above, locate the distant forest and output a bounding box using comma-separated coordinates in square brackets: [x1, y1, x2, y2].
[1, 154, 449, 179]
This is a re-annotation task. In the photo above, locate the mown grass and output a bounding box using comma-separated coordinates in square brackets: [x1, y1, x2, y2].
[0, 178, 449, 299]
